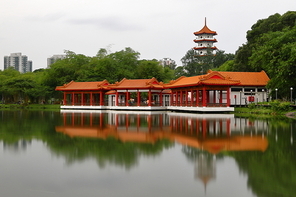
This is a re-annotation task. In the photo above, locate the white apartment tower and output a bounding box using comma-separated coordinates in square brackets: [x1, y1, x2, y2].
[4, 53, 32, 73]
[47, 54, 66, 67]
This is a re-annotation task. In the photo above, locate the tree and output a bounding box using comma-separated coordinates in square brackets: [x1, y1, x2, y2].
[107, 47, 140, 81]
[249, 26, 296, 99]
[181, 49, 235, 76]
[135, 60, 174, 82]
[181, 49, 202, 76]
[234, 11, 296, 72]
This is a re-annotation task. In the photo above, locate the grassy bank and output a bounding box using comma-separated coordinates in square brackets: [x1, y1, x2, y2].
[0, 104, 61, 110]
[234, 101, 296, 118]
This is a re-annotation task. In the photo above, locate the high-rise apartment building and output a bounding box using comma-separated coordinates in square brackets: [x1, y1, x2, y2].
[4, 53, 32, 73]
[47, 54, 66, 67]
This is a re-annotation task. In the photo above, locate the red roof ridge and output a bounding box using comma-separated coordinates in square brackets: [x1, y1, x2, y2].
[194, 18, 217, 35]
[167, 76, 186, 85]
[201, 70, 225, 80]
[64, 80, 74, 87]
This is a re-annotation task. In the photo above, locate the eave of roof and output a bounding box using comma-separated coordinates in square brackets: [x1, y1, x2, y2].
[194, 25, 217, 35]
[55, 80, 109, 91]
[108, 78, 164, 89]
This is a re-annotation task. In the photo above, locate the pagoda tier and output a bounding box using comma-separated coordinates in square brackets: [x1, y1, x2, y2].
[194, 38, 217, 43]
[193, 18, 217, 56]
[193, 46, 217, 50]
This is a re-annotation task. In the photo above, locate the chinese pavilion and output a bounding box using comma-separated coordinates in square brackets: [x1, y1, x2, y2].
[55, 70, 270, 112]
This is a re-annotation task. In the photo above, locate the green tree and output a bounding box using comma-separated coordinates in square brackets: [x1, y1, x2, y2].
[234, 11, 296, 72]
[135, 60, 173, 82]
[107, 47, 140, 80]
[249, 26, 296, 99]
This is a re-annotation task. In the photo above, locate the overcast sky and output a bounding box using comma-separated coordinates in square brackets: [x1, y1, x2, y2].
[0, 0, 295, 71]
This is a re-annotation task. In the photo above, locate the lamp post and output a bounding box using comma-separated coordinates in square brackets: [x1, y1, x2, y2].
[275, 88, 278, 100]
[250, 90, 253, 103]
[290, 87, 293, 103]
[262, 89, 264, 102]
[240, 90, 242, 107]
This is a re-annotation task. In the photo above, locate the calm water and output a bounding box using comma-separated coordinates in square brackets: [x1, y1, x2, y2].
[0, 110, 296, 197]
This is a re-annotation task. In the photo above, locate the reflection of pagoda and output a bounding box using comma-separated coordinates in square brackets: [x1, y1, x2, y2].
[196, 153, 216, 193]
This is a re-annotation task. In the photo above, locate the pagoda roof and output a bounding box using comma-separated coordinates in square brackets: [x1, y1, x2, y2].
[55, 80, 109, 91]
[193, 46, 218, 50]
[108, 78, 164, 89]
[194, 38, 217, 43]
[194, 18, 217, 35]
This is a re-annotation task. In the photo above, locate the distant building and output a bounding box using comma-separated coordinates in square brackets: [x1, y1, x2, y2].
[4, 53, 32, 73]
[159, 58, 176, 70]
[193, 18, 218, 56]
[47, 54, 66, 67]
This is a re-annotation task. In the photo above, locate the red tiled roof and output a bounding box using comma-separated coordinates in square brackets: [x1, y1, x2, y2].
[164, 70, 269, 88]
[55, 80, 109, 91]
[213, 70, 270, 86]
[194, 24, 217, 35]
[165, 75, 202, 88]
[194, 38, 217, 43]
[108, 78, 164, 89]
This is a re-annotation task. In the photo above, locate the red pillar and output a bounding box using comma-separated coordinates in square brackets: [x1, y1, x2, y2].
[90, 92, 93, 106]
[196, 90, 199, 106]
[191, 89, 194, 107]
[148, 89, 152, 106]
[81, 93, 84, 105]
[170, 91, 173, 106]
[220, 90, 223, 106]
[202, 87, 207, 107]
[180, 91, 183, 106]
[137, 90, 141, 106]
[227, 87, 230, 107]
[115, 91, 119, 106]
[126, 91, 129, 106]
[185, 90, 188, 106]
[72, 93, 74, 105]
[63, 92, 66, 105]
[159, 92, 163, 106]
[100, 92, 104, 106]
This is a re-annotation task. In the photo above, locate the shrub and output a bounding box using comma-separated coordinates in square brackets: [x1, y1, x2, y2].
[248, 103, 256, 109]
[270, 100, 292, 112]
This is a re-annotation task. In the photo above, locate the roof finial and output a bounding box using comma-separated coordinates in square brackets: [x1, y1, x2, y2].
[205, 17, 207, 26]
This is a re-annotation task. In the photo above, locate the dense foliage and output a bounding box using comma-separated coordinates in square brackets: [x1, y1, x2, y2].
[233, 11, 296, 99]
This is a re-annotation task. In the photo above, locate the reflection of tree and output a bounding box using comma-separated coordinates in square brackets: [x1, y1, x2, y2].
[46, 134, 173, 170]
[0, 111, 174, 170]
[229, 124, 296, 197]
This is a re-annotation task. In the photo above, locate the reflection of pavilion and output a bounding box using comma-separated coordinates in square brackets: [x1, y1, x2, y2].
[56, 111, 268, 153]
[55, 111, 268, 192]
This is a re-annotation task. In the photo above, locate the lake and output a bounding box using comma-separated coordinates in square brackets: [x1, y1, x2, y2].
[0, 110, 295, 197]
